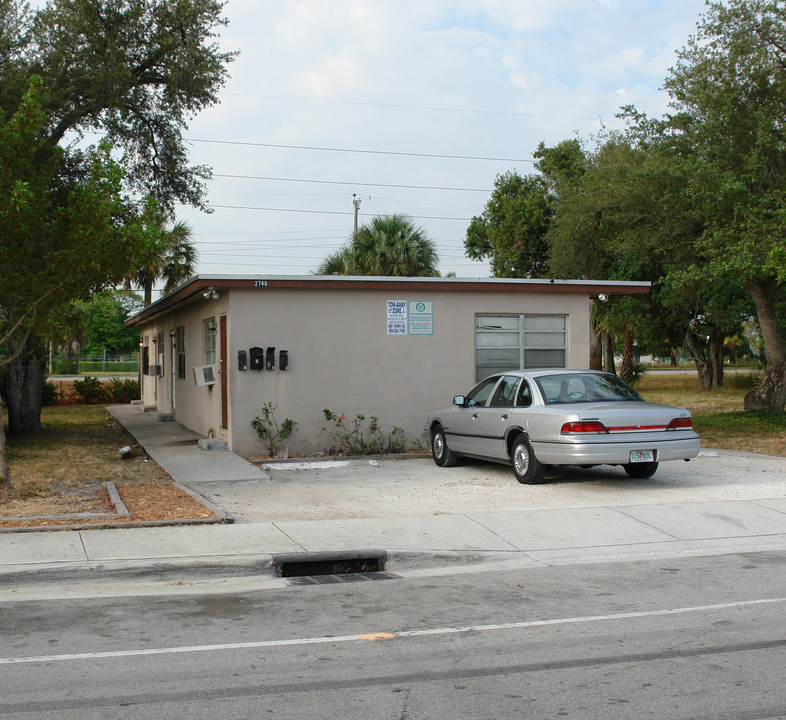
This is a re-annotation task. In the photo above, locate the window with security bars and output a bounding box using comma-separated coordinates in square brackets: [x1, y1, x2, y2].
[475, 315, 566, 382]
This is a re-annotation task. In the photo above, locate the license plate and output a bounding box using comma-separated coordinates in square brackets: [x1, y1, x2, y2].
[630, 450, 654, 463]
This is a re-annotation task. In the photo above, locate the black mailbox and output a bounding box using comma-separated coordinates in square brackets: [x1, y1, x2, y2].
[249, 346, 264, 371]
[265, 347, 275, 371]
[279, 350, 288, 371]
[237, 350, 247, 371]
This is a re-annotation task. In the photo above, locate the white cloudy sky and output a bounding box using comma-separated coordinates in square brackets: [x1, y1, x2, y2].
[171, 0, 709, 292]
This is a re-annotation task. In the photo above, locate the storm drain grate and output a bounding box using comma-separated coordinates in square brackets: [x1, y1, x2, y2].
[272, 549, 388, 579]
[287, 571, 399, 586]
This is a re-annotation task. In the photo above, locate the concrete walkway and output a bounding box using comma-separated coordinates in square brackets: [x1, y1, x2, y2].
[2, 405, 786, 591]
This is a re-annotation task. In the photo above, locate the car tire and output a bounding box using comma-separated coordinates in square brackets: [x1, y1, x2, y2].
[431, 426, 457, 467]
[624, 461, 659, 479]
[511, 434, 545, 484]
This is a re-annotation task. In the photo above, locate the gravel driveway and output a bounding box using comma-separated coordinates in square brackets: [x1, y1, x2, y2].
[186, 450, 786, 523]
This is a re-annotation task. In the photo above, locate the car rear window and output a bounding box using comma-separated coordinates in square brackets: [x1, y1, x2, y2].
[536, 373, 643, 404]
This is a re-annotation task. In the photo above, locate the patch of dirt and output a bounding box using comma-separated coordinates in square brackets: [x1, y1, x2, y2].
[0, 482, 216, 530]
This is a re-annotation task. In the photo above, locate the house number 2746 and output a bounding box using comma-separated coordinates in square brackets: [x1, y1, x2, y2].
[254, 280, 268, 287]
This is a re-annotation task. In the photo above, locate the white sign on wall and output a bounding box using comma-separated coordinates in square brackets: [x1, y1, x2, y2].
[387, 300, 408, 335]
[408, 301, 433, 335]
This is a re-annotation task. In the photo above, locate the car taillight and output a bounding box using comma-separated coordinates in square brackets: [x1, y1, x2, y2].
[561, 421, 609, 434]
[666, 417, 693, 430]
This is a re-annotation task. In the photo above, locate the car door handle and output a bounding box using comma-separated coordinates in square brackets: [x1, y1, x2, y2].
[472, 413, 479, 420]
[501, 414, 509, 420]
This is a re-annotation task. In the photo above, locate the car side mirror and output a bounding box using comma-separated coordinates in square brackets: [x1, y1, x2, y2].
[453, 395, 466, 407]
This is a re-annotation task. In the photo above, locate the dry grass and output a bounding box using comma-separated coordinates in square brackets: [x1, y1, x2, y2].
[1, 405, 170, 518]
[637, 372, 786, 457]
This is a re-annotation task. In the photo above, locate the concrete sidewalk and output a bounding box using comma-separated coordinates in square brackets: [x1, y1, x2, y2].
[1, 405, 786, 590]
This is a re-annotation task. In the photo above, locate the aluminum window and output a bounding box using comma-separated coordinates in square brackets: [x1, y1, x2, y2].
[203, 318, 216, 366]
[475, 315, 566, 381]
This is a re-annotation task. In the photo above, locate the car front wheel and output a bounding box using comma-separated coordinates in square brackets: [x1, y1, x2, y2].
[511, 434, 545, 484]
[431, 426, 457, 467]
[624, 461, 659, 479]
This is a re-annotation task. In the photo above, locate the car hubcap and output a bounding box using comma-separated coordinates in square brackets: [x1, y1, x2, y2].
[514, 444, 529, 475]
[434, 434, 444, 458]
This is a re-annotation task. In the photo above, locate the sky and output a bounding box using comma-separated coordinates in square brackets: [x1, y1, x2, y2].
[169, 0, 710, 296]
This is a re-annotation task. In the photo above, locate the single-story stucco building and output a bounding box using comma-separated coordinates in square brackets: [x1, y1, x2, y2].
[127, 275, 649, 457]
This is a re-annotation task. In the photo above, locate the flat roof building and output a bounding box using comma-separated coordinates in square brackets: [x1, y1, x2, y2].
[127, 275, 649, 458]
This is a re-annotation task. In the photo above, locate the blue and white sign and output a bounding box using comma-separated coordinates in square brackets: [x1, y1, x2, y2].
[387, 300, 408, 335]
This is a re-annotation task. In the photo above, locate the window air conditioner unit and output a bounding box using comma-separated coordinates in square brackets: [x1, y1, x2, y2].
[193, 364, 216, 387]
[147, 365, 162, 376]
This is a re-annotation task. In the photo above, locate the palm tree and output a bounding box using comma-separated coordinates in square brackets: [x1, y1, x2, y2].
[316, 214, 439, 277]
[132, 219, 197, 306]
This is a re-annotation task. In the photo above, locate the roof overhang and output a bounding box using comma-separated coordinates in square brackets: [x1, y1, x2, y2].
[126, 274, 651, 327]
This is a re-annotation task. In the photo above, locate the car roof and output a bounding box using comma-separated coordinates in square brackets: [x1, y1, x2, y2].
[486, 369, 607, 380]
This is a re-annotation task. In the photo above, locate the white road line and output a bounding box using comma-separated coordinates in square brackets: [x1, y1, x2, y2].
[2, 597, 783, 666]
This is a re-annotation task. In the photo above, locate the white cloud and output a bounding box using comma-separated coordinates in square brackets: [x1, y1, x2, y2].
[163, 0, 711, 283]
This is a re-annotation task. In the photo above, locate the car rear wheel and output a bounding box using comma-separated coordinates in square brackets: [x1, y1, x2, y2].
[511, 434, 545, 484]
[431, 426, 457, 467]
[624, 461, 659, 479]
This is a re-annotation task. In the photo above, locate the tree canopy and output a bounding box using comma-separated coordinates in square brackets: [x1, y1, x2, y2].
[464, 0, 785, 406]
[1, 0, 234, 488]
[317, 214, 439, 277]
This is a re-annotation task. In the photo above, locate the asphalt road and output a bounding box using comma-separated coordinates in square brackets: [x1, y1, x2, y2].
[2, 549, 785, 719]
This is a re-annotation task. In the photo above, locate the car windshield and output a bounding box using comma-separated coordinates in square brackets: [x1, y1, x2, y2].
[535, 373, 643, 405]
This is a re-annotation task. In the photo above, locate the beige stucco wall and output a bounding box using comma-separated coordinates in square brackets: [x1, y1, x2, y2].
[138, 296, 230, 442]
[226, 287, 590, 457]
[136, 285, 591, 457]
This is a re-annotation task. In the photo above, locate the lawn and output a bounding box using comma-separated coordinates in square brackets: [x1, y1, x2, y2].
[637, 372, 786, 457]
[1, 404, 170, 519]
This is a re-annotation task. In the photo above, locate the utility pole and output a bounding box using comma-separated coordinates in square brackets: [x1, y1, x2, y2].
[352, 193, 361, 241]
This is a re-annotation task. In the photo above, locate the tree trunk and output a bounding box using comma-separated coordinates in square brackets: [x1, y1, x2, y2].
[684, 330, 713, 392]
[709, 330, 725, 389]
[589, 324, 603, 370]
[744, 280, 786, 411]
[602, 333, 616, 375]
[5, 334, 46, 436]
[0, 394, 10, 492]
[144, 277, 153, 307]
[619, 329, 636, 384]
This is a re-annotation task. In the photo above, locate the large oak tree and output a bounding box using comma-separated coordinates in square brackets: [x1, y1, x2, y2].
[663, 0, 786, 409]
[1, 0, 233, 433]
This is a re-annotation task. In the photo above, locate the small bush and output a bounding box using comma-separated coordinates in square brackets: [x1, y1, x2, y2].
[42, 381, 61, 406]
[104, 378, 140, 403]
[251, 402, 298, 457]
[71, 376, 105, 404]
[322, 409, 417, 456]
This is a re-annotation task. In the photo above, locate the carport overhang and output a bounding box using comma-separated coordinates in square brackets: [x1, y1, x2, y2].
[126, 275, 650, 327]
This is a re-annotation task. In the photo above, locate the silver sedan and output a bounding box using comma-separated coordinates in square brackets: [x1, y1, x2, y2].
[424, 369, 701, 484]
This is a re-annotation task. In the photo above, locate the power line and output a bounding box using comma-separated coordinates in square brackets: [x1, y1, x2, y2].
[187, 137, 534, 163]
[208, 204, 471, 221]
[223, 92, 620, 124]
[212, 173, 491, 193]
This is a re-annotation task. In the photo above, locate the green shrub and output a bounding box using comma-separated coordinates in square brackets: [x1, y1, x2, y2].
[104, 378, 139, 403]
[251, 402, 298, 457]
[79, 361, 139, 373]
[71, 376, 105, 404]
[54, 357, 79, 374]
[42, 380, 61, 406]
